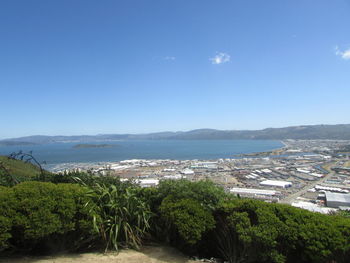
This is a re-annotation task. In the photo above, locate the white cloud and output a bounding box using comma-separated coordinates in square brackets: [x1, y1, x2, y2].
[335, 46, 350, 60]
[343, 50, 350, 60]
[164, 56, 176, 61]
[210, 52, 230, 65]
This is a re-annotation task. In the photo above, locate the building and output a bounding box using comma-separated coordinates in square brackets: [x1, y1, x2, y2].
[191, 162, 218, 170]
[292, 201, 337, 214]
[230, 188, 281, 196]
[315, 185, 349, 194]
[325, 192, 350, 208]
[135, 179, 159, 188]
[180, 169, 194, 175]
[260, 180, 292, 188]
[162, 174, 183, 180]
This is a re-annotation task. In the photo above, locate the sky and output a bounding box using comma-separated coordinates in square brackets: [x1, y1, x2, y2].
[0, 0, 349, 139]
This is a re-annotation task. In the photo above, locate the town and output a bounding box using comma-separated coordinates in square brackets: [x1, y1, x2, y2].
[48, 139, 350, 214]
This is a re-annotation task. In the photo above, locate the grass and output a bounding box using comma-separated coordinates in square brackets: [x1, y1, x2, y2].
[0, 155, 42, 178]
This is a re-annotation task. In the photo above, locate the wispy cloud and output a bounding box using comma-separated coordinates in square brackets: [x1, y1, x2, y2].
[210, 52, 230, 65]
[164, 56, 176, 61]
[335, 46, 350, 60]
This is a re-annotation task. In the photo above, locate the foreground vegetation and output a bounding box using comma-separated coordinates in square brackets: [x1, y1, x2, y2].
[1, 155, 350, 262]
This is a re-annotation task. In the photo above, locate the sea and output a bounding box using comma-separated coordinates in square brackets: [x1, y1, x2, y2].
[0, 139, 283, 166]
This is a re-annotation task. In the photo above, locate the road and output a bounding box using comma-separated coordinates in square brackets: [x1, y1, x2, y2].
[280, 161, 338, 204]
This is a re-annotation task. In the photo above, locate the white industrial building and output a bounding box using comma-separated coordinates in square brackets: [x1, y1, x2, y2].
[135, 179, 159, 188]
[230, 188, 281, 196]
[191, 162, 218, 169]
[292, 201, 337, 214]
[315, 185, 349, 194]
[180, 169, 194, 175]
[260, 180, 292, 188]
[162, 174, 183, 180]
[325, 192, 350, 208]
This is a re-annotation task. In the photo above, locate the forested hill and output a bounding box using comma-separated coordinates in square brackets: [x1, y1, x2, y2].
[1, 124, 350, 144]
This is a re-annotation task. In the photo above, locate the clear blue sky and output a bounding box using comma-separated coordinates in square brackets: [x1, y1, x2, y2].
[1, 0, 349, 139]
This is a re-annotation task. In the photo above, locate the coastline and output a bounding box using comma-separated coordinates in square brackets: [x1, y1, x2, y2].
[234, 140, 288, 157]
[1, 139, 284, 167]
[44, 140, 289, 172]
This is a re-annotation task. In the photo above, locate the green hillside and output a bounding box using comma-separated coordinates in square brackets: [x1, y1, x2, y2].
[0, 155, 42, 179]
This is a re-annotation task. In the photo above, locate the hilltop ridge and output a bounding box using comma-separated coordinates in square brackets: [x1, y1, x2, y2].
[1, 124, 350, 144]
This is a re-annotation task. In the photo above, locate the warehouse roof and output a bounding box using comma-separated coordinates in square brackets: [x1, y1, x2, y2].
[325, 192, 350, 203]
[260, 180, 292, 188]
[230, 188, 280, 196]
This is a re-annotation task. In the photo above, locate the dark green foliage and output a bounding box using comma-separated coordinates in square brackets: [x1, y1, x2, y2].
[212, 200, 286, 263]
[159, 196, 215, 245]
[143, 179, 225, 225]
[155, 179, 229, 210]
[0, 182, 97, 253]
[139, 180, 229, 254]
[0, 186, 12, 250]
[212, 199, 350, 263]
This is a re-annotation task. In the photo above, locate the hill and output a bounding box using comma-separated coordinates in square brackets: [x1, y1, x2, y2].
[0, 155, 42, 179]
[1, 124, 350, 144]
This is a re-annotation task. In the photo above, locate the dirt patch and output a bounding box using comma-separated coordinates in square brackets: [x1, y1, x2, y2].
[0, 246, 196, 263]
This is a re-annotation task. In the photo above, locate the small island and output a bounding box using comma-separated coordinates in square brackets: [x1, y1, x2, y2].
[73, 144, 116, 149]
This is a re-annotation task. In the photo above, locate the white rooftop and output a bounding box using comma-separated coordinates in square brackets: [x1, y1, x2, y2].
[325, 192, 350, 203]
[180, 169, 194, 175]
[260, 180, 292, 188]
[315, 185, 349, 193]
[292, 201, 337, 214]
[230, 188, 280, 196]
[135, 179, 159, 186]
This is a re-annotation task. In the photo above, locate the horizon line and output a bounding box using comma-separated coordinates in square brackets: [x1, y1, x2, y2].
[1, 123, 349, 141]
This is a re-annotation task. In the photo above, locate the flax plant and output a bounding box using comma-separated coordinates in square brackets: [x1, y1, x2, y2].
[88, 183, 152, 252]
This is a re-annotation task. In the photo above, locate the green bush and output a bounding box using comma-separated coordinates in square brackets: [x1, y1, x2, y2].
[0, 186, 12, 250]
[211, 199, 350, 263]
[2, 177, 350, 262]
[0, 182, 97, 253]
[156, 179, 229, 211]
[137, 180, 228, 251]
[159, 196, 215, 245]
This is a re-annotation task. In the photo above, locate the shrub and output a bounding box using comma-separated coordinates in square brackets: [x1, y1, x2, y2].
[0, 186, 13, 251]
[211, 199, 350, 263]
[159, 196, 215, 246]
[139, 179, 228, 254]
[211, 200, 286, 263]
[0, 182, 97, 253]
[156, 179, 228, 211]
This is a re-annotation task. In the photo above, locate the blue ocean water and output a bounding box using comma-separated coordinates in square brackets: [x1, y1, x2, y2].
[0, 140, 283, 165]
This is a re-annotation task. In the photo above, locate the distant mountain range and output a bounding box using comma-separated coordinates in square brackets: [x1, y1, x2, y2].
[1, 124, 350, 145]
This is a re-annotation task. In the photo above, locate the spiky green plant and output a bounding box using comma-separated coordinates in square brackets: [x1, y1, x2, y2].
[89, 183, 152, 252]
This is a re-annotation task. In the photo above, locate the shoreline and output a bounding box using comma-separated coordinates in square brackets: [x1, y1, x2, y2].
[44, 141, 292, 172]
[234, 140, 288, 157]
